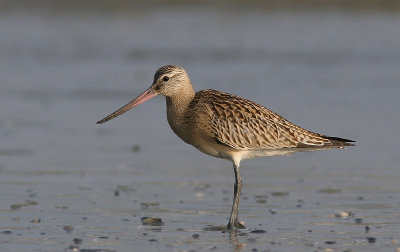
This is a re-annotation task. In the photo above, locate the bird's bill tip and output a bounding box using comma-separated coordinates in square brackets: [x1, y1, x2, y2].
[96, 87, 157, 124]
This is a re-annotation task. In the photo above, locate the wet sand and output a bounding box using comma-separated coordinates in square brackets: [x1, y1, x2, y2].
[1, 6, 400, 252]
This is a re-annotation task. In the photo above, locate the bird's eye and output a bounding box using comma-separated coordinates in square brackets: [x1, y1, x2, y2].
[163, 76, 170, 82]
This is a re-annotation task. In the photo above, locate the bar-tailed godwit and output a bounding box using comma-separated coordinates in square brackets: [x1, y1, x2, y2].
[97, 65, 355, 229]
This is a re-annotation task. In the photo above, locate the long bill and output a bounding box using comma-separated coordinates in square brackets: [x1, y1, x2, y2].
[97, 86, 157, 124]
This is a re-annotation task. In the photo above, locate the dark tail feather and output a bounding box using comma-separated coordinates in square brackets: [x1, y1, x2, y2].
[325, 136, 356, 147]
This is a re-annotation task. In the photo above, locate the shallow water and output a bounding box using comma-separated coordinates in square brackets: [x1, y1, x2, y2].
[1, 6, 400, 252]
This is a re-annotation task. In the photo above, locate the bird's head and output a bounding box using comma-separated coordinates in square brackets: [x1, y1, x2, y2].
[151, 65, 190, 97]
[96, 65, 190, 124]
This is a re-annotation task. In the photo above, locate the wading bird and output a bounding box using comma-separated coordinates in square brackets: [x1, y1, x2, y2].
[97, 65, 355, 229]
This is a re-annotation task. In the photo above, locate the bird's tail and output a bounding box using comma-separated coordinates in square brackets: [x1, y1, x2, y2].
[325, 136, 356, 147]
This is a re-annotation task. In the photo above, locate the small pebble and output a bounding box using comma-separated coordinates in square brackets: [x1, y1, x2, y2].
[334, 211, 352, 219]
[31, 219, 42, 223]
[367, 237, 376, 243]
[63, 226, 74, 233]
[271, 192, 289, 196]
[325, 241, 336, 245]
[132, 145, 141, 152]
[268, 209, 277, 214]
[149, 239, 158, 242]
[250, 229, 266, 234]
[192, 234, 200, 239]
[2, 231, 12, 235]
[114, 190, 120, 197]
[73, 238, 83, 244]
[141, 216, 164, 226]
[10, 204, 24, 210]
[355, 218, 363, 224]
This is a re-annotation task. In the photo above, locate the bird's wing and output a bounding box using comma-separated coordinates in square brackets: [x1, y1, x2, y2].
[195, 90, 330, 150]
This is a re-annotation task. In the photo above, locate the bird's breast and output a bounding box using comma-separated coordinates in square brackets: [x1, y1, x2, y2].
[166, 101, 193, 145]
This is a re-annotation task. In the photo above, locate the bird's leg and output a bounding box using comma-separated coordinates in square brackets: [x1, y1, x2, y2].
[227, 162, 245, 229]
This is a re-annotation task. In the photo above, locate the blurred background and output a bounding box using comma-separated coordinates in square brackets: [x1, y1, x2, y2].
[1, 1, 400, 251]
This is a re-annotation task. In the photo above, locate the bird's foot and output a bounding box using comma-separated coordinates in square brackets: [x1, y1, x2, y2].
[227, 220, 246, 230]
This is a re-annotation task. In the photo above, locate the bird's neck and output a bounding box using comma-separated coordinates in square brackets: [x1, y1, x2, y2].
[165, 83, 195, 140]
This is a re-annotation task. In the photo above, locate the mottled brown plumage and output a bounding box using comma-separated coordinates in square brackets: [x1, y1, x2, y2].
[97, 65, 355, 230]
[188, 89, 352, 151]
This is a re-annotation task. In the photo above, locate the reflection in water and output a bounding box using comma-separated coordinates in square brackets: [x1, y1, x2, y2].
[229, 229, 245, 252]
[203, 225, 245, 252]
